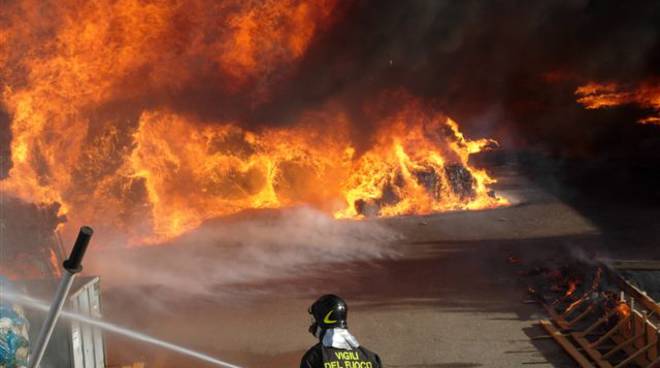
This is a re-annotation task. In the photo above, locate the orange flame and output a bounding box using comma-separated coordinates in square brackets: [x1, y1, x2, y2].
[561, 267, 602, 313]
[335, 111, 506, 219]
[0, 1, 506, 246]
[614, 302, 631, 319]
[123, 102, 506, 243]
[2, 99, 506, 245]
[564, 279, 578, 297]
[575, 81, 660, 125]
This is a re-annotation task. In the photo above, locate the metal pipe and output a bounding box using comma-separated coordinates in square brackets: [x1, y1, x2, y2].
[28, 272, 74, 368]
[28, 226, 93, 368]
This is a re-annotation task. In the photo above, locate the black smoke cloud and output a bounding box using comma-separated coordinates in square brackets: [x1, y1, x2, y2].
[84, 0, 656, 159]
[255, 0, 660, 156]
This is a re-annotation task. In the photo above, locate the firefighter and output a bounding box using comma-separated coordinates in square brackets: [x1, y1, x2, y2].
[301, 294, 382, 368]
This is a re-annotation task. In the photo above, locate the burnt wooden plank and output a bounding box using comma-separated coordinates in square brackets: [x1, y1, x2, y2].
[540, 319, 596, 368]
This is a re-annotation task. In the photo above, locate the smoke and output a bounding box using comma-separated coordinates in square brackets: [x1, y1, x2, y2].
[0, 195, 64, 278]
[86, 207, 401, 302]
[276, 0, 660, 152]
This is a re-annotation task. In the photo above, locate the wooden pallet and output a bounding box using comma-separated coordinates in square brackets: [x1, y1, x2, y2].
[540, 268, 660, 368]
[540, 319, 595, 368]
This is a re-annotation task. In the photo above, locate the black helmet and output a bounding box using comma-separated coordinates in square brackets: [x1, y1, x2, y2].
[308, 294, 348, 336]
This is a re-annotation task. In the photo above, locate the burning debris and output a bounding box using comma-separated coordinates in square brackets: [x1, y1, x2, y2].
[352, 163, 489, 217]
[515, 255, 660, 367]
[335, 113, 505, 219]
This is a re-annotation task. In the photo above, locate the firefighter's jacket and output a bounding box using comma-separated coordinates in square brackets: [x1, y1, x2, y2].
[300, 329, 382, 368]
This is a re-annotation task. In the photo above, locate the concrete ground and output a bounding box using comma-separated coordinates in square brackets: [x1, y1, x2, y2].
[98, 165, 610, 368]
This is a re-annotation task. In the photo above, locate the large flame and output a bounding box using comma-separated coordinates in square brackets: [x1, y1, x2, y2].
[1, 0, 506, 247]
[335, 110, 505, 219]
[576, 81, 660, 125]
[117, 102, 505, 244]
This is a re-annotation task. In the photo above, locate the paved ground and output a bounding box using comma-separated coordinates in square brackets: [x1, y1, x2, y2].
[89, 164, 616, 368]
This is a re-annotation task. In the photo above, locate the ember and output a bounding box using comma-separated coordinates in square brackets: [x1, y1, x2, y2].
[614, 301, 632, 319]
[565, 279, 578, 297]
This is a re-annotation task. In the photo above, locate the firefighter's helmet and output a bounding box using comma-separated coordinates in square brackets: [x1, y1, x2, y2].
[308, 294, 348, 337]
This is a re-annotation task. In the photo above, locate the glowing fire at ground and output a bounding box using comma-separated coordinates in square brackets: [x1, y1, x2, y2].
[576, 82, 660, 125]
[0, 0, 506, 246]
[564, 279, 578, 298]
[562, 267, 602, 315]
[614, 301, 631, 319]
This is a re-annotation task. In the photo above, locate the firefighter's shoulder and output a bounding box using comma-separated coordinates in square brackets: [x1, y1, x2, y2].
[358, 345, 382, 367]
[300, 342, 323, 368]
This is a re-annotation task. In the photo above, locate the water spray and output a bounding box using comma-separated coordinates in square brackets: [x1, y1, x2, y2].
[16, 225, 243, 368]
[2, 291, 243, 368]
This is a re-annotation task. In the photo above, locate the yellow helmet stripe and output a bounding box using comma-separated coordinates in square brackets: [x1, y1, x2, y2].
[323, 310, 337, 324]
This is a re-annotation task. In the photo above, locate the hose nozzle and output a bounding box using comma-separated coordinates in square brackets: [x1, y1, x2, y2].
[62, 226, 94, 273]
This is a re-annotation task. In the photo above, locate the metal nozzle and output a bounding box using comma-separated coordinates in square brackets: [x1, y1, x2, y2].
[62, 226, 94, 273]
